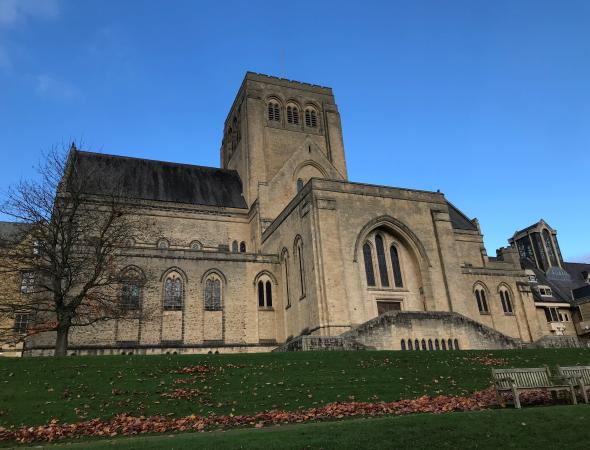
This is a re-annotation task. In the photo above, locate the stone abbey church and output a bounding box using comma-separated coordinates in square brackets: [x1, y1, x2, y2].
[19, 72, 590, 355]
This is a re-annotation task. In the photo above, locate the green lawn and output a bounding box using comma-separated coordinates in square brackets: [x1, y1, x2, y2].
[14, 405, 590, 449]
[1, 349, 590, 429]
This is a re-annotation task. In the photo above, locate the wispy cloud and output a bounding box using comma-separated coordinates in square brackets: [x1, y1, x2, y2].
[0, 0, 59, 27]
[0, 0, 60, 70]
[35, 73, 80, 101]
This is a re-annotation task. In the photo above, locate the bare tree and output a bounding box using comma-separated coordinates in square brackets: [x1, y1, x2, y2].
[0, 144, 151, 356]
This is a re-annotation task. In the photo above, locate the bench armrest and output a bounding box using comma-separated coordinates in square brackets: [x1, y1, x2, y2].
[550, 375, 575, 385]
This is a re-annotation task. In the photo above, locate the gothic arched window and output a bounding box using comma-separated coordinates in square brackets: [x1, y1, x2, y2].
[240, 241, 246, 253]
[401, 339, 407, 351]
[474, 285, 489, 314]
[163, 273, 183, 310]
[232, 240, 238, 253]
[499, 287, 513, 314]
[268, 101, 280, 122]
[122, 280, 140, 310]
[374, 234, 389, 287]
[389, 245, 403, 288]
[363, 243, 376, 287]
[204, 274, 222, 311]
[414, 339, 419, 350]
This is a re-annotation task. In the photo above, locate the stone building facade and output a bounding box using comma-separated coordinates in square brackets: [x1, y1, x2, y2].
[18, 72, 590, 355]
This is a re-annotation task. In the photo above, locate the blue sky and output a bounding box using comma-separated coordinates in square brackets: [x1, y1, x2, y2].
[0, 0, 588, 261]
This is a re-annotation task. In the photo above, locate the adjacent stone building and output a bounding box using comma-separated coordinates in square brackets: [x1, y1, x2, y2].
[13, 72, 590, 355]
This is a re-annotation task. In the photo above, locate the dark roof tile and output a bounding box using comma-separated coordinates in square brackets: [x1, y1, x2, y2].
[72, 151, 247, 209]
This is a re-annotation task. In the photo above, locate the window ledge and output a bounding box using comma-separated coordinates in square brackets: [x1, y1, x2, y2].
[367, 287, 408, 293]
[479, 311, 491, 315]
[258, 307, 275, 312]
[504, 312, 515, 316]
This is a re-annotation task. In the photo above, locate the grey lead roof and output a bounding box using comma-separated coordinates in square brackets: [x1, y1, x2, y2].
[0, 221, 31, 246]
[446, 202, 478, 231]
[72, 151, 247, 209]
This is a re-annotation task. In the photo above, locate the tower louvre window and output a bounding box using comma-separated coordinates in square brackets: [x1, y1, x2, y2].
[268, 101, 280, 122]
[287, 105, 299, 124]
[305, 108, 318, 128]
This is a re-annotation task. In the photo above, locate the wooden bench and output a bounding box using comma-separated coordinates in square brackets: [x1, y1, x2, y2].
[557, 365, 590, 404]
[492, 367, 577, 409]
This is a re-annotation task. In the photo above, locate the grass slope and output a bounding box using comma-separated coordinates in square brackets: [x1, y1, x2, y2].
[16, 405, 590, 449]
[1, 349, 590, 428]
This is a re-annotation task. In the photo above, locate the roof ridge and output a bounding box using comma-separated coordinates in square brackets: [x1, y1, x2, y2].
[76, 150, 238, 174]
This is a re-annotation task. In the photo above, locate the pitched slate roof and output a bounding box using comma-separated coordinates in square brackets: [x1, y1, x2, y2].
[71, 151, 247, 209]
[0, 221, 31, 247]
[446, 201, 478, 231]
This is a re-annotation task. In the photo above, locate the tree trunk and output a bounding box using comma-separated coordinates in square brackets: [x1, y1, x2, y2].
[54, 326, 69, 357]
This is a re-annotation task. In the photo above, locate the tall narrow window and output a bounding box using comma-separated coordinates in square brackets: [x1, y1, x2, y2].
[268, 101, 280, 122]
[258, 281, 265, 307]
[475, 287, 489, 313]
[266, 281, 273, 307]
[232, 240, 238, 253]
[164, 274, 183, 310]
[282, 251, 291, 308]
[389, 245, 403, 288]
[374, 235, 389, 287]
[240, 241, 246, 252]
[204, 276, 222, 311]
[296, 239, 306, 298]
[500, 288, 513, 314]
[401, 339, 407, 351]
[363, 243, 376, 287]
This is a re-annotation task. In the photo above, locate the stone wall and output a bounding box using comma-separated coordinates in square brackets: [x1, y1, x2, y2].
[340, 311, 524, 350]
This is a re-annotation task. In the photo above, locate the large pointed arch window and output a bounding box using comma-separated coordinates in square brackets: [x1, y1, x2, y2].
[163, 273, 183, 310]
[204, 274, 222, 311]
[361, 231, 406, 290]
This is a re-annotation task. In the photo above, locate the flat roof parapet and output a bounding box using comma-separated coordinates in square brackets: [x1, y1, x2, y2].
[245, 72, 333, 94]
